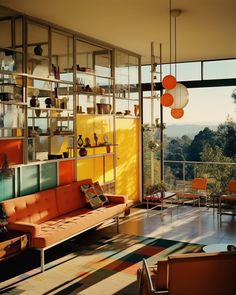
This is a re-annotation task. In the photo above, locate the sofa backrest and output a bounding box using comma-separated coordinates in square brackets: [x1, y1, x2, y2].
[55, 179, 93, 216]
[167, 251, 236, 295]
[1, 189, 59, 224]
[1, 179, 93, 224]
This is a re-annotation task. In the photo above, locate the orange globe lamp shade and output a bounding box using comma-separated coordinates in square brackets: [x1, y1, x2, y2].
[162, 75, 177, 90]
[160, 93, 174, 107]
[171, 108, 184, 119]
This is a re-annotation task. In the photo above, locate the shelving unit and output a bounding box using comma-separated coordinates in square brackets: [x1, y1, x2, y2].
[114, 50, 140, 117]
[74, 39, 116, 188]
[0, 50, 25, 141]
[0, 6, 141, 200]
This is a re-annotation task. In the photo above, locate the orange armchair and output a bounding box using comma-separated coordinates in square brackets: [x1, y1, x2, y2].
[219, 180, 236, 216]
[176, 178, 207, 207]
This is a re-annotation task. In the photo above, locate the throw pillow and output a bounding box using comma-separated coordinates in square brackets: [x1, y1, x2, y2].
[81, 184, 103, 209]
[93, 181, 109, 205]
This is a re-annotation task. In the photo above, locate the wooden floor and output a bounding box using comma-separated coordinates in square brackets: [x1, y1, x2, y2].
[1, 204, 235, 293]
[107, 204, 236, 246]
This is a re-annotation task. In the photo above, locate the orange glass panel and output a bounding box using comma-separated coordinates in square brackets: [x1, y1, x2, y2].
[59, 160, 75, 185]
[0, 139, 23, 166]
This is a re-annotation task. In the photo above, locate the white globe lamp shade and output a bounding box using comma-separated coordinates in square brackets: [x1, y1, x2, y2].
[166, 83, 189, 109]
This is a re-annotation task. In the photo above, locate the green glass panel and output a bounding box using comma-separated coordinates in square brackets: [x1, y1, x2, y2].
[0, 175, 14, 201]
[41, 162, 57, 191]
[21, 165, 39, 196]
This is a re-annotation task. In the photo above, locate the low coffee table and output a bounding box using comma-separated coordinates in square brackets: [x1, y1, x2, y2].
[202, 243, 229, 253]
[144, 191, 176, 213]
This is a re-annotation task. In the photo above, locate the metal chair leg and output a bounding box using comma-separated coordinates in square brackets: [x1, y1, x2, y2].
[219, 197, 222, 215]
[40, 248, 45, 272]
[116, 216, 119, 233]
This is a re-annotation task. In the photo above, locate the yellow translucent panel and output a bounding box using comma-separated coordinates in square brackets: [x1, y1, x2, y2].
[116, 118, 140, 202]
[77, 155, 114, 183]
[76, 114, 113, 146]
[76, 114, 115, 184]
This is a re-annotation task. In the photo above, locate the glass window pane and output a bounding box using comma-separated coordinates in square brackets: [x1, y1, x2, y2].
[0, 19, 11, 48]
[203, 59, 236, 79]
[163, 86, 236, 127]
[141, 65, 151, 83]
[52, 30, 73, 81]
[176, 62, 201, 81]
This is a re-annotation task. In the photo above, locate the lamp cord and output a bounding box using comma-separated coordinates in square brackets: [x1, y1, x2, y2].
[175, 15, 177, 78]
[169, 0, 172, 75]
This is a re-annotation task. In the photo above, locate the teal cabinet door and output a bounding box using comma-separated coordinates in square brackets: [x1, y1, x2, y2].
[0, 175, 14, 201]
[41, 162, 57, 191]
[20, 165, 39, 195]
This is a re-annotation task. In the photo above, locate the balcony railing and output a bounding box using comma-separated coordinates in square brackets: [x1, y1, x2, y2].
[164, 160, 236, 194]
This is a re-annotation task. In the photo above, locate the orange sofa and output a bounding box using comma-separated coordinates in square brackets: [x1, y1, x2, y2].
[0, 179, 127, 271]
[138, 251, 236, 295]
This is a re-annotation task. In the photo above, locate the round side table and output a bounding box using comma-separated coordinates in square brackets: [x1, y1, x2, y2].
[203, 243, 229, 253]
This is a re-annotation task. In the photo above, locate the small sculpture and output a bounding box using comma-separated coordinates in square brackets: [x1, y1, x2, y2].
[94, 133, 98, 146]
[103, 134, 109, 145]
[134, 105, 140, 116]
[84, 137, 91, 147]
[45, 97, 52, 108]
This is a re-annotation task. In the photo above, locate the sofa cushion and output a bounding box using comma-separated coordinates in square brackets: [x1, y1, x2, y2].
[81, 182, 110, 209]
[1, 189, 59, 224]
[81, 184, 104, 209]
[93, 181, 109, 204]
[32, 202, 126, 248]
[55, 179, 93, 215]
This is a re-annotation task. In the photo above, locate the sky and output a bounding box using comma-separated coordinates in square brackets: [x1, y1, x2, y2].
[142, 60, 236, 126]
[163, 86, 236, 125]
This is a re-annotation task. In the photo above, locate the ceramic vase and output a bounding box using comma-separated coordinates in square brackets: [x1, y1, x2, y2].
[4, 105, 17, 128]
[79, 147, 87, 157]
[34, 44, 43, 56]
[77, 134, 83, 147]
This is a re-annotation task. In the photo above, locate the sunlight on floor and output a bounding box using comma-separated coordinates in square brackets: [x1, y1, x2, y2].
[116, 205, 236, 245]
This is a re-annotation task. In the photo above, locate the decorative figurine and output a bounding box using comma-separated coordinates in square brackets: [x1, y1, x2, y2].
[45, 97, 52, 108]
[84, 137, 91, 147]
[103, 134, 109, 145]
[94, 133, 98, 146]
[134, 104, 140, 116]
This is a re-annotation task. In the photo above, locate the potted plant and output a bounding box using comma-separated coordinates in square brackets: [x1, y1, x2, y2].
[0, 205, 8, 233]
[145, 182, 167, 197]
[0, 153, 14, 178]
[148, 140, 159, 152]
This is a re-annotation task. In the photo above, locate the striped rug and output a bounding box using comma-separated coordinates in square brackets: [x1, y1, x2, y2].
[0, 232, 203, 294]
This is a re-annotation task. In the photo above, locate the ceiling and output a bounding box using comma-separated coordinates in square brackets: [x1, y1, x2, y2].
[0, 0, 236, 64]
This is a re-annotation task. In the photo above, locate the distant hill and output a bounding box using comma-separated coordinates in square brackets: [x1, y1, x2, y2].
[164, 124, 218, 139]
